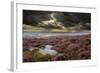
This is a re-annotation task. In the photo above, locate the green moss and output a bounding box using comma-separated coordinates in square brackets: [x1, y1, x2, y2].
[23, 51, 33, 62]
[32, 51, 52, 61]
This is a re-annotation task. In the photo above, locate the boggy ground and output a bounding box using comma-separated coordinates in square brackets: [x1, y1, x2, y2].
[23, 34, 91, 62]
